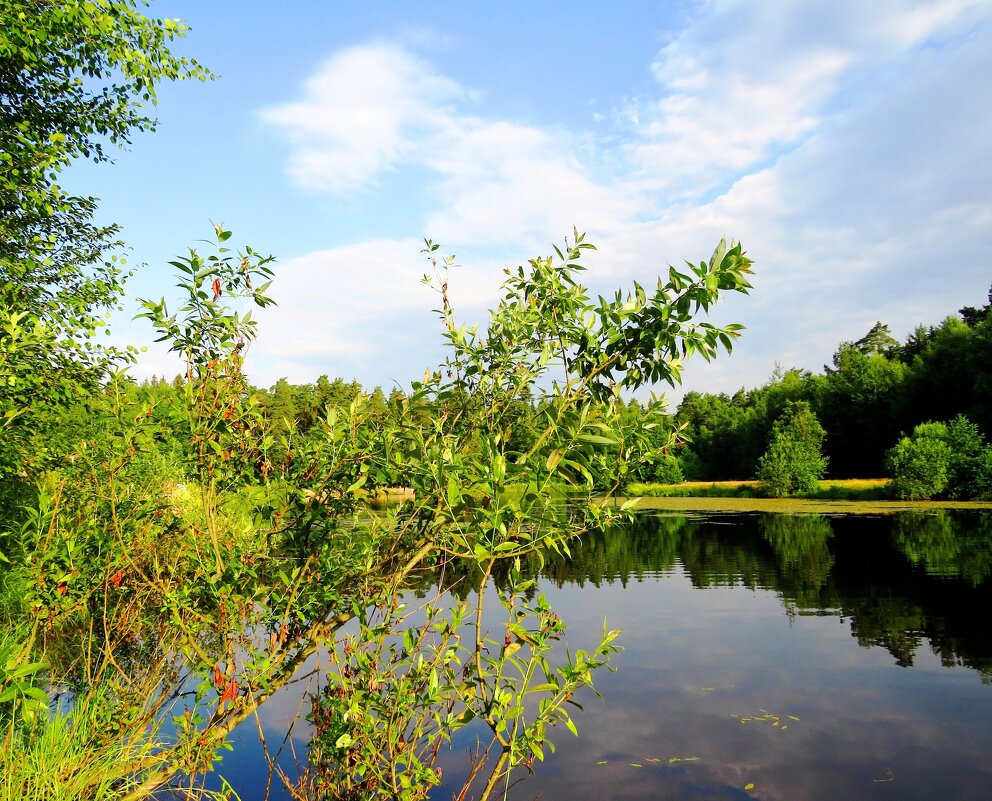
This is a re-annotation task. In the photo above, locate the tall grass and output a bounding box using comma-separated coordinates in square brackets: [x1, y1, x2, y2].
[1, 704, 239, 801]
[626, 478, 891, 501]
[625, 480, 761, 498]
[2, 711, 148, 801]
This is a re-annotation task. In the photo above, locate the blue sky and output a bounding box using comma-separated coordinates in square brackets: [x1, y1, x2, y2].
[67, 0, 992, 403]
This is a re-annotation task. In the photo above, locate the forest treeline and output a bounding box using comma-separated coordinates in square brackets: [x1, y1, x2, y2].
[36, 370, 675, 501]
[672, 291, 992, 482]
[91, 285, 992, 509]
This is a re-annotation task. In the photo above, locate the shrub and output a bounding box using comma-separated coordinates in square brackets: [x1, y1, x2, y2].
[885, 422, 953, 499]
[676, 448, 705, 481]
[945, 415, 989, 499]
[885, 416, 992, 500]
[643, 453, 684, 485]
[973, 448, 992, 500]
[756, 401, 827, 497]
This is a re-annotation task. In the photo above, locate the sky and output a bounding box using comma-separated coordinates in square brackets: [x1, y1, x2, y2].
[66, 0, 992, 405]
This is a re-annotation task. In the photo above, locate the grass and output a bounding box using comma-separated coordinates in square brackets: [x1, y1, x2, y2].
[0, 707, 240, 801]
[623, 495, 992, 515]
[625, 480, 760, 499]
[1, 711, 158, 801]
[620, 478, 992, 514]
[808, 478, 891, 500]
[626, 478, 890, 501]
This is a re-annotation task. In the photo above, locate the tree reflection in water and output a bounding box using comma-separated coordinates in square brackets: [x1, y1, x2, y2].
[530, 510, 992, 678]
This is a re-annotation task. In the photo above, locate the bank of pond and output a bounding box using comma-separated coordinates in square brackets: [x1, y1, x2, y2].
[213, 507, 992, 800]
[626, 477, 900, 500]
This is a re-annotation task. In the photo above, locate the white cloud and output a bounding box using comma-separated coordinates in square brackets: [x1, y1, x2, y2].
[883, 0, 990, 46]
[246, 237, 509, 387]
[248, 238, 431, 383]
[262, 44, 647, 253]
[424, 122, 649, 251]
[255, 2, 992, 399]
[629, 0, 991, 199]
[260, 44, 464, 193]
[632, 44, 849, 197]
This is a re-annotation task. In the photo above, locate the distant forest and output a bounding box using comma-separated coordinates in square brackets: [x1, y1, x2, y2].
[118, 287, 990, 491]
[673, 286, 992, 480]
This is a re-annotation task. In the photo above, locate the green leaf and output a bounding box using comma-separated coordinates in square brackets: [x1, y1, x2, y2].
[577, 433, 617, 446]
[20, 686, 50, 703]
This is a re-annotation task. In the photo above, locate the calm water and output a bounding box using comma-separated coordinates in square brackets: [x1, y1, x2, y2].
[217, 510, 992, 800]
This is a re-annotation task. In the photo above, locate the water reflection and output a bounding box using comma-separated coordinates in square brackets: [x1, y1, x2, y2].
[761, 513, 834, 596]
[449, 510, 992, 801]
[893, 510, 992, 585]
[533, 511, 992, 678]
[221, 510, 992, 800]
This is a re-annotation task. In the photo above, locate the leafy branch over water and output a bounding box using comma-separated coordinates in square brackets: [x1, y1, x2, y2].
[1, 227, 752, 799]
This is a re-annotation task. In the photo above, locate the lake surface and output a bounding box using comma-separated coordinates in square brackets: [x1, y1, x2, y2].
[217, 510, 992, 800]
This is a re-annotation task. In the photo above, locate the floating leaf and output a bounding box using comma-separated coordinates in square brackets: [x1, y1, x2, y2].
[629, 763, 643, 768]
[734, 709, 797, 730]
[745, 783, 755, 791]
[595, 760, 608, 766]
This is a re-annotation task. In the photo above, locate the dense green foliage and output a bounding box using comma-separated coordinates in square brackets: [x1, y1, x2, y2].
[2, 214, 753, 801]
[5, 4, 988, 800]
[3, 229, 750, 799]
[0, 0, 209, 484]
[885, 416, 992, 500]
[672, 295, 992, 496]
[884, 423, 953, 500]
[756, 401, 827, 497]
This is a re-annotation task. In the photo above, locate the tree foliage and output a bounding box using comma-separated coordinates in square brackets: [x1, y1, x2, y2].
[0, 0, 209, 480]
[0, 5, 757, 797]
[756, 401, 827, 497]
[673, 288, 992, 488]
[0, 0, 209, 257]
[885, 422, 953, 500]
[886, 416, 992, 500]
[0, 227, 753, 800]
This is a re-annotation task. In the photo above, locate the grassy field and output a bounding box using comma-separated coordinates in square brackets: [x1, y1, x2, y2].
[623, 495, 992, 514]
[619, 478, 992, 514]
[626, 478, 891, 500]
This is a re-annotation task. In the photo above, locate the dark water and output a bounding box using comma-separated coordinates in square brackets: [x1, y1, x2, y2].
[218, 510, 992, 800]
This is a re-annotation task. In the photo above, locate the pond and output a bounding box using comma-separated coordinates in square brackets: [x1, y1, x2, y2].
[215, 509, 992, 800]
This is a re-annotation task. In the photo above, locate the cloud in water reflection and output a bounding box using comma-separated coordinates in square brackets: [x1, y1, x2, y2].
[220, 510, 992, 800]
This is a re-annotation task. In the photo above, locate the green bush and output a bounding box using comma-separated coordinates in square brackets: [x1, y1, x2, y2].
[972, 448, 992, 500]
[676, 448, 705, 481]
[756, 401, 828, 498]
[643, 453, 684, 485]
[945, 415, 990, 499]
[885, 416, 992, 500]
[885, 422, 953, 499]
